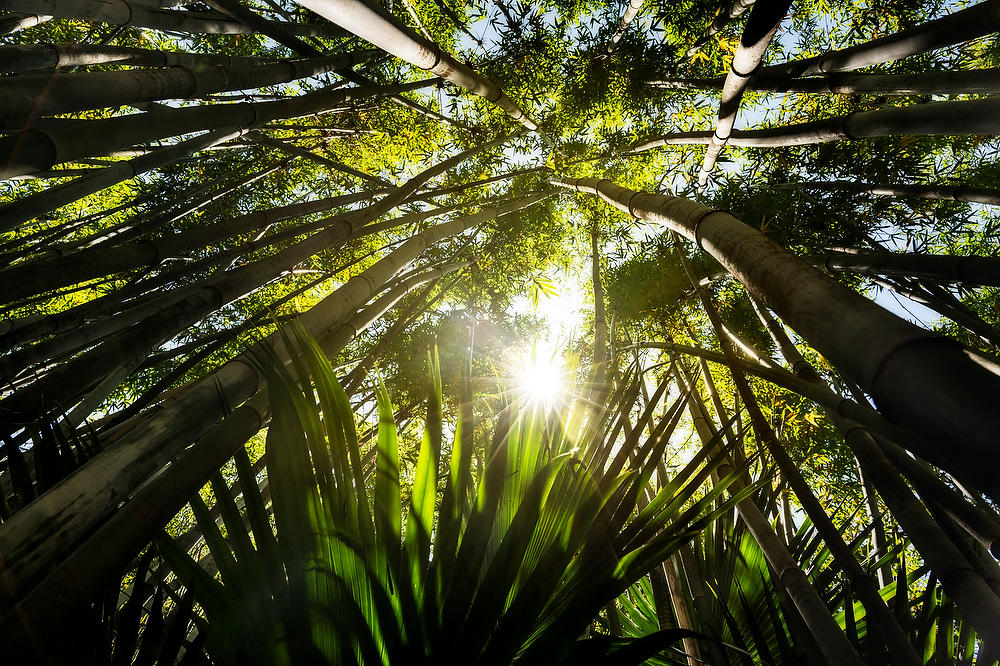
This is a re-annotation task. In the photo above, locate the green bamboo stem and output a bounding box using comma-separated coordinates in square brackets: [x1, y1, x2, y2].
[697, 0, 790, 192]
[290, 0, 541, 132]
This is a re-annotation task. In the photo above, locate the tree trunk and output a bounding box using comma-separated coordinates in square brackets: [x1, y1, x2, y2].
[0, 79, 431, 179]
[0, 50, 376, 122]
[0, 0, 344, 36]
[757, 0, 1000, 78]
[697, 0, 791, 191]
[629, 98, 1000, 153]
[555, 177, 1000, 501]
[607, 0, 643, 50]
[742, 295, 1000, 648]
[650, 68, 1000, 96]
[290, 0, 541, 132]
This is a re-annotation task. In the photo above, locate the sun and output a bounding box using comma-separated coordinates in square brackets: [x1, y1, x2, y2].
[515, 345, 567, 408]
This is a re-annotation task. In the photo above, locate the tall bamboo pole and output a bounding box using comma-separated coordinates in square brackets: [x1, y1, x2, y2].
[289, 0, 541, 132]
[757, 0, 1000, 78]
[630, 98, 1000, 153]
[686, 0, 757, 57]
[554, 177, 1000, 500]
[696, 0, 790, 192]
[0, 42, 281, 72]
[675, 246, 922, 661]
[607, 0, 643, 52]
[677, 369, 863, 666]
[0, 50, 376, 122]
[0, 190, 551, 610]
[0, 79, 430, 178]
[0, 0, 344, 36]
[650, 68, 1000, 96]
[772, 180, 1000, 206]
[805, 249, 1000, 287]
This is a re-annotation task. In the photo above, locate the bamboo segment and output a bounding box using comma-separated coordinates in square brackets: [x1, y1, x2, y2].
[630, 98, 1000, 152]
[758, 0, 1000, 78]
[649, 68, 1000, 96]
[0, 189, 549, 611]
[0, 0, 344, 36]
[0, 11, 50, 33]
[0, 42, 279, 72]
[678, 371, 864, 666]
[290, 0, 541, 131]
[0, 50, 377, 121]
[697, 0, 791, 192]
[773, 180, 1000, 206]
[686, 0, 757, 56]
[607, 0, 643, 51]
[554, 177, 1000, 500]
[0, 128, 241, 233]
[0, 80, 432, 178]
[807, 250, 1000, 287]
[0, 191, 376, 303]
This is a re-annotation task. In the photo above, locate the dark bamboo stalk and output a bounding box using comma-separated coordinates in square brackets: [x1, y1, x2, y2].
[649, 68, 1000, 96]
[757, 0, 1000, 78]
[685, 0, 757, 57]
[0, 42, 280, 72]
[773, 180, 1000, 206]
[629, 98, 1000, 153]
[808, 249, 1000, 287]
[555, 177, 1000, 501]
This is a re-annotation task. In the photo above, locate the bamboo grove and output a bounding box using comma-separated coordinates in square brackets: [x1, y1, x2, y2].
[1, 0, 1000, 663]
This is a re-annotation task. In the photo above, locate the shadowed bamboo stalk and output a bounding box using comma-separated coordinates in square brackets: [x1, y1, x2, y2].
[686, 0, 757, 57]
[554, 177, 1000, 500]
[0, 190, 378, 304]
[0, 188, 549, 610]
[677, 368, 864, 665]
[0, 11, 50, 33]
[746, 294, 1000, 651]
[0, 0, 344, 36]
[804, 249, 1000, 287]
[0, 79, 431, 179]
[673, 232, 921, 663]
[757, 0, 1000, 78]
[697, 0, 790, 192]
[607, 0, 643, 51]
[771, 180, 1000, 206]
[0, 49, 377, 122]
[0, 262, 463, 656]
[630, 98, 1000, 153]
[290, 0, 541, 132]
[649, 68, 1000, 96]
[0, 128, 242, 233]
[0, 136, 518, 422]
[0, 42, 281, 72]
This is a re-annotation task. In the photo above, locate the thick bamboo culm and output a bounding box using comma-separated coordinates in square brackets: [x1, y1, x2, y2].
[554, 177, 1000, 501]
[630, 98, 1000, 153]
[649, 68, 1000, 96]
[771, 180, 1000, 206]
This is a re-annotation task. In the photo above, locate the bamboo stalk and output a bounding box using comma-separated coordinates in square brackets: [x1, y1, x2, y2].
[0, 42, 280, 72]
[686, 0, 757, 57]
[773, 180, 1000, 206]
[649, 68, 1000, 96]
[697, 0, 791, 192]
[757, 0, 1000, 78]
[629, 98, 1000, 153]
[554, 177, 1000, 501]
[807, 249, 1000, 287]
[0, 50, 376, 122]
[0, 79, 430, 179]
[290, 0, 541, 132]
[0, 0, 344, 36]
[607, 0, 643, 51]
